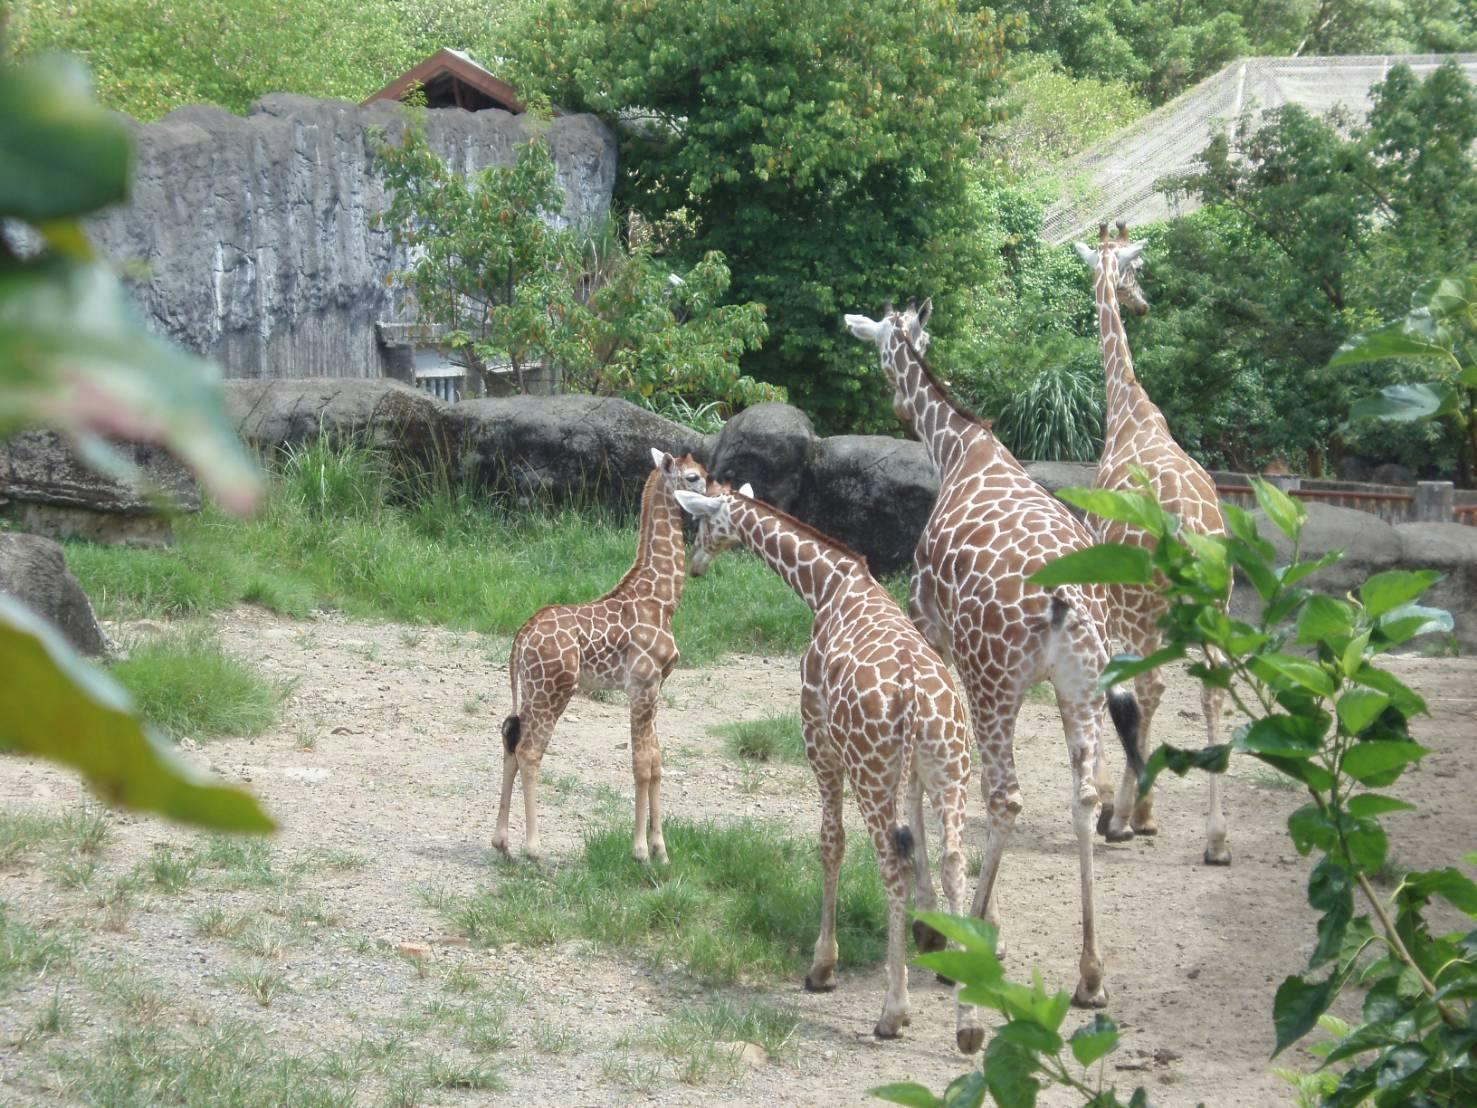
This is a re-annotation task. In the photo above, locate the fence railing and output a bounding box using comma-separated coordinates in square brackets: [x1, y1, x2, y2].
[1215, 479, 1476, 527]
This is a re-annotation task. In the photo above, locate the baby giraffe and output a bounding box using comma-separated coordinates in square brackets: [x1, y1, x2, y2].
[498, 448, 707, 864]
[679, 481, 982, 1053]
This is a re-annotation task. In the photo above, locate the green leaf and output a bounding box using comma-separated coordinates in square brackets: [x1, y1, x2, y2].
[1100, 646, 1185, 690]
[1374, 1044, 1430, 1090]
[1250, 653, 1335, 697]
[1323, 1021, 1404, 1065]
[982, 1035, 1040, 1108]
[1332, 319, 1455, 368]
[910, 911, 1000, 955]
[0, 56, 132, 223]
[1070, 1014, 1120, 1068]
[0, 595, 273, 832]
[1288, 805, 1336, 855]
[1027, 544, 1153, 588]
[1252, 477, 1305, 541]
[940, 1071, 986, 1108]
[869, 1083, 941, 1107]
[1297, 594, 1357, 645]
[1337, 689, 1391, 736]
[1138, 742, 1232, 795]
[1345, 794, 1414, 818]
[1342, 742, 1428, 785]
[996, 1020, 1062, 1055]
[0, 258, 262, 514]
[1281, 551, 1344, 588]
[1222, 503, 1274, 558]
[1349, 665, 1426, 717]
[1360, 571, 1442, 619]
[1349, 383, 1458, 422]
[1251, 753, 1335, 791]
[1376, 604, 1453, 646]
[1344, 819, 1389, 874]
[1273, 972, 1339, 1056]
[916, 950, 1002, 990]
[1227, 541, 1281, 600]
[1057, 486, 1175, 537]
[1234, 715, 1326, 758]
[1399, 868, 1477, 917]
[1308, 859, 1353, 969]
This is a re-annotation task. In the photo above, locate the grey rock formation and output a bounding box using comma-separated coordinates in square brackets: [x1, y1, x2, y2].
[1394, 523, 1477, 651]
[708, 403, 818, 512]
[0, 430, 198, 547]
[798, 436, 937, 574]
[0, 533, 109, 656]
[88, 96, 616, 381]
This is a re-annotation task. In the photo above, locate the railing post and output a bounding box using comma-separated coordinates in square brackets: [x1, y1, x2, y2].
[1415, 481, 1455, 524]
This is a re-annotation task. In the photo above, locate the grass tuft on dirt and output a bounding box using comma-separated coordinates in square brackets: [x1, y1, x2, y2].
[429, 819, 887, 985]
[110, 625, 292, 740]
[712, 713, 807, 765]
[61, 435, 916, 666]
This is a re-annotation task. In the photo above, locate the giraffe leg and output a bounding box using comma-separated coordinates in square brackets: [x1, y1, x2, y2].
[1057, 687, 1109, 1008]
[1105, 664, 1163, 842]
[517, 736, 548, 860]
[1202, 679, 1231, 865]
[627, 682, 666, 864]
[906, 759, 946, 954]
[937, 781, 983, 1054]
[966, 704, 1023, 961]
[804, 756, 845, 994]
[492, 748, 519, 855]
[868, 818, 913, 1040]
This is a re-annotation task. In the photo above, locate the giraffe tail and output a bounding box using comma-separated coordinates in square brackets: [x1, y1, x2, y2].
[888, 676, 920, 871]
[501, 714, 521, 754]
[1107, 688, 1144, 778]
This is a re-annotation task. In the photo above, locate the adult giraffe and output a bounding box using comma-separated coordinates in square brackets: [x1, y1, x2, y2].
[497, 449, 707, 864]
[680, 480, 982, 1051]
[1076, 221, 1231, 865]
[846, 302, 1141, 1007]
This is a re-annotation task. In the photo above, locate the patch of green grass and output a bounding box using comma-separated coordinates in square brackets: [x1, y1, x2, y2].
[64, 436, 819, 666]
[0, 812, 58, 864]
[0, 902, 72, 994]
[712, 713, 806, 765]
[139, 845, 199, 893]
[224, 961, 289, 1007]
[191, 904, 251, 940]
[110, 625, 292, 740]
[50, 1021, 357, 1107]
[0, 806, 107, 866]
[195, 836, 285, 888]
[646, 999, 799, 1086]
[436, 819, 887, 985]
[17, 988, 69, 1048]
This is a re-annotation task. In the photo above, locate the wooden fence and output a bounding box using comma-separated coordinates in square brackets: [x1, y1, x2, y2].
[1215, 480, 1476, 527]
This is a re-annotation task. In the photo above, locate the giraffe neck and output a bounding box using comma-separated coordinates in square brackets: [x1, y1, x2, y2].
[725, 496, 859, 614]
[889, 338, 978, 477]
[612, 469, 685, 610]
[1094, 261, 1147, 443]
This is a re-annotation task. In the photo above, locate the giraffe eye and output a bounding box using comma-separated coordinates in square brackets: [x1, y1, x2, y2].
[684, 471, 702, 484]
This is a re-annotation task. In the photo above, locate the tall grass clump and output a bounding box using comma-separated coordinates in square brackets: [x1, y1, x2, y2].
[436, 819, 887, 985]
[712, 714, 806, 764]
[110, 626, 292, 740]
[63, 435, 816, 665]
[993, 359, 1104, 462]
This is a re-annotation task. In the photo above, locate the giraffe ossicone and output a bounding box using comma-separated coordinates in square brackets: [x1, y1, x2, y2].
[496, 447, 706, 865]
[848, 298, 1142, 1008]
[1077, 220, 1232, 865]
[677, 481, 983, 1053]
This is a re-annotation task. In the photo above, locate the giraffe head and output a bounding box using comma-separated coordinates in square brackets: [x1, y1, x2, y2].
[844, 298, 932, 424]
[673, 480, 754, 577]
[649, 447, 709, 496]
[1074, 221, 1147, 316]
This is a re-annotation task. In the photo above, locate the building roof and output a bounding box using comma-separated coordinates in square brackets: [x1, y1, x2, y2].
[362, 48, 524, 114]
[1042, 53, 1477, 244]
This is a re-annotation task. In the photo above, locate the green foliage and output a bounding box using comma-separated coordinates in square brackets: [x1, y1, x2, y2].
[1034, 476, 1477, 1106]
[870, 913, 1144, 1107]
[1338, 265, 1477, 484]
[712, 713, 807, 765]
[0, 52, 270, 832]
[506, 0, 1010, 432]
[436, 819, 888, 985]
[110, 626, 293, 741]
[374, 122, 776, 419]
[993, 360, 1104, 463]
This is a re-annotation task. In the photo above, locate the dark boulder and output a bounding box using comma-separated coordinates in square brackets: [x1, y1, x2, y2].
[796, 436, 937, 575]
[0, 533, 108, 656]
[707, 403, 817, 511]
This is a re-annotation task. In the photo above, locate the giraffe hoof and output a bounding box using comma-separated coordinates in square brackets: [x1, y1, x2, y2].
[1072, 981, 1110, 1009]
[1130, 823, 1158, 837]
[957, 1025, 984, 1055]
[1203, 845, 1232, 866]
[803, 973, 837, 993]
[1096, 804, 1115, 836]
[912, 919, 947, 954]
[1104, 826, 1135, 844]
[873, 1022, 903, 1040]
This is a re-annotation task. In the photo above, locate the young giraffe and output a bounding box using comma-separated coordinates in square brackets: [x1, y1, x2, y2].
[1075, 221, 1232, 865]
[678, 481, 983, 1052]
[846, 302, 1142, 1008]
[497, 449, 707, 864]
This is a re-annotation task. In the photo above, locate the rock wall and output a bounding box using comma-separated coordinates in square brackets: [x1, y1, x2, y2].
[87, 96, 616, 380]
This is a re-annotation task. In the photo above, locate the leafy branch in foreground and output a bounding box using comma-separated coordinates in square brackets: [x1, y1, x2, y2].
[871, 913, 1146, 1108]
[1030, 474, 1476, 1106]
[0, 51, 270, 831]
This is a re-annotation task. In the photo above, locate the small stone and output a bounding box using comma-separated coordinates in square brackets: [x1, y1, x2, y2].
[396, 942, 432, 960]
[717, 1041, 768, 1068]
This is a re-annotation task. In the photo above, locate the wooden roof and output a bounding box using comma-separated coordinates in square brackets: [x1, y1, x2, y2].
[362, 48, 524, 114]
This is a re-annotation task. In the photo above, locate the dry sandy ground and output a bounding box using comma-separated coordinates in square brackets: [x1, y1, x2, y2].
[1, 606, 1474, 1106]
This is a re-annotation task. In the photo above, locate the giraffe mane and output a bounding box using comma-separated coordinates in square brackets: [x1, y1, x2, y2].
[716, 483, 870, 571]
[605, 459, 693, 598]
[897, 333, 994, 434]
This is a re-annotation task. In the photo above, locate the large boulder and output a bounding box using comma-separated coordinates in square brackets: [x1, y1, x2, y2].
[796, 436, 937, 575]
[0, 533, 108, 656]
[0, 430, 198, 547]
[707, 403, 817, 511]
[448, 395, 706, 506]
[225, 378, 450, 469]
[1024, 460, 1098, 496]
[1394, 523, 1477, 651]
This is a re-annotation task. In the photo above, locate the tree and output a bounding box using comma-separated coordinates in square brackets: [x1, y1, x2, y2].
[375, 121, 776, 421]
[505, 0, 1010, 432]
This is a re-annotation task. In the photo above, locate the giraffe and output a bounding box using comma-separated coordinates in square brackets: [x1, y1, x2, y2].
[679, 481, 983, 1052]
[845, 301, 1142, 1008]
[496, 448, 707, 864]
[1075, 221, 1232, 865]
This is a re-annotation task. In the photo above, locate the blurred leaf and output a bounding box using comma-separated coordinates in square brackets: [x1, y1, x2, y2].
[1342, 741, 1427, 785]
[1349, 382, 1457, 422]
[1100, 646, 1185, 689]
[1250, 653, 1335, 697]
[1297, 594, 1357, 645]
[1235, 715, 1326, 758]
[941, 1071, 986, 1108]
[1057, 486, 1175, 536]
[1331, 321, 1454, 368]
[1376, 603, 1453, 646]
[1345, 794, 1414, 818]
[1399, 868, 1477, 917]
[1027, 544, 1153, 588]
[1138, 741, 1231, 795]
[0, 595, 273, 832]
[1070, 1014, 1120, 1068]
[1336, 689, 1391, 736]
[1252, 477, 1305, 542]
[1360, 571, 1442, 619]
[983, 1035, 1041, 1108]
[870, 1084, 941, 1108]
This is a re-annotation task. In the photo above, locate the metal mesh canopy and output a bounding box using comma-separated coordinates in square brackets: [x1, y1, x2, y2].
[1042, 53, 1477, 245]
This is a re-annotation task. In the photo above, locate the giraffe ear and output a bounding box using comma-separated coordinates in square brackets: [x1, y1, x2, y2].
[651, 447, 672, 470]
[739, 482, 754, 498]
[844, 313, 884, 342]
[1073, 242, 1099, 269]
[917, 297, 932, 328]
[673, 489, 720, 518]
[1117, 243, 1144, 265]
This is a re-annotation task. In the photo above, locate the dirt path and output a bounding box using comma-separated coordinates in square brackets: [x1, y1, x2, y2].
[2, 607, 1474, 1106]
